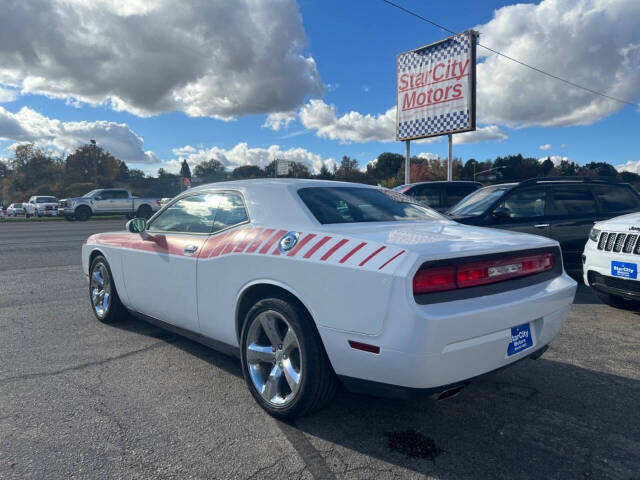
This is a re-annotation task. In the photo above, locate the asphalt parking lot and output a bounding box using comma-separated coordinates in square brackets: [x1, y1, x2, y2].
[1, 220, 639, 480]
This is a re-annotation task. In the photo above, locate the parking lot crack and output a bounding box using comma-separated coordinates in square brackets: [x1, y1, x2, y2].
[0, 341, 167, 386]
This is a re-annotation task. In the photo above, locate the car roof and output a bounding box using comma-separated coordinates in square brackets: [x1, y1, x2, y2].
[404, 180, 482, 187]
[185, 178, 379, 227]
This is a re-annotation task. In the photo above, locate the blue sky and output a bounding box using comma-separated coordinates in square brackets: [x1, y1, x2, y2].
[0, 0, 638, 174]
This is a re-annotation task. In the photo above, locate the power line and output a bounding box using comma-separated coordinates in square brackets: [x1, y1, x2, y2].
[381, 0, 639, 108]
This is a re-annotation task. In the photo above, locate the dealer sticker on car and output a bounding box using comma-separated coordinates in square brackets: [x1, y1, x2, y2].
[507, 323, 534, 357]
[611, 261, 637, 279]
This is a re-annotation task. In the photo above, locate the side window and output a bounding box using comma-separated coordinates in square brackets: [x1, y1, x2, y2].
[147, 193, 220, 234]
[98, 191, 113, 200]
[550, 187, 598, 216]
[409, 185, 441, 208]
[497, 188, 546, 219]
[446, 184, 478, 207]
[212, 193, 249, 232]
[594, 185, 639, 213]
[112, 190, 129, 199]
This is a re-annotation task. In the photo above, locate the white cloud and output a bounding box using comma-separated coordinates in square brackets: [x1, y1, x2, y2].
[561, 144, 567, 148]
[298, 100, 507, 145]
[616, 160, 640, 174]
[299, 100, 396, 143]
[0, 87, 18, 103]
[417, 152, 440, 160]
[476, 0, 640, 127]
[0, 106, 156, 163]
[263, 111, 297, 131]
[166, 142, 336, 174]
[0, 0, 322, 119]
[539, 144, 552, 151]
[453, 125, 508, 144]
[539, 155, 570, 167]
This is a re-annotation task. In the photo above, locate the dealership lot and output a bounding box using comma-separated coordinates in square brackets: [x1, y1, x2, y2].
[1, 220, 639, 479]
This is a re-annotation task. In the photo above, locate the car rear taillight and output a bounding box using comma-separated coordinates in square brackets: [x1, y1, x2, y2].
[413, 252, 555, 295]
[413, 266, 456, 294]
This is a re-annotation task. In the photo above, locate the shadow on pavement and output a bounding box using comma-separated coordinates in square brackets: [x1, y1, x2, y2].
[110, 312, 640, 479]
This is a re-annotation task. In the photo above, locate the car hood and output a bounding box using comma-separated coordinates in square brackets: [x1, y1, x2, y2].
[319, 220, 557, 260]
[595, 212, 640, 232]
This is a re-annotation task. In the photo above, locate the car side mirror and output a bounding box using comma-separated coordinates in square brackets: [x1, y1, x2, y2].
[126, 217, 147, 233]
[94, 195, 103, 200]
[493, 206, 511, 219]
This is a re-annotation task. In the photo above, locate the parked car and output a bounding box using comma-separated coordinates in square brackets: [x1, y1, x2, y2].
[447, 177, 640, 274]
[7, 202, 36, 217]
[59, 188, 162, 221]
[28, 195, 59, 217]
[394, 181, 483, 212]
[82, 179, 576, 419]
[583, 212, 640, 308]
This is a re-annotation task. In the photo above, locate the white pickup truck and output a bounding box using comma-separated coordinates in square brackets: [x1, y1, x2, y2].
[59, 188, 162, 221]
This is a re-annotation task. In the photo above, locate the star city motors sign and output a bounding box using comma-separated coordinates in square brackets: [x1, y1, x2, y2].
[396, 31, 477, 141]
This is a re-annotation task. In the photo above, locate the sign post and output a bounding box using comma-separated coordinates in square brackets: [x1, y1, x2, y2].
[396, 31, 477, 182]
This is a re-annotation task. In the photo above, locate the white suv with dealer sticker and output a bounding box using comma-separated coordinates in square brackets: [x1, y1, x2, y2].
[583, 212, 640, 307]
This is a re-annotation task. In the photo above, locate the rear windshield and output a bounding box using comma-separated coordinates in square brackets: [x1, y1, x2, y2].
[298, 187, 442, 224]
[448, 186, 510, 216]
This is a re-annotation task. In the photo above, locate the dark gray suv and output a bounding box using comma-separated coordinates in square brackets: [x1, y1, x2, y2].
[448, 177, 640, 273]
[394, 181, 483, 213]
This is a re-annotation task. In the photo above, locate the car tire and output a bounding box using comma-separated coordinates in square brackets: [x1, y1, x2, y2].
[596, 291, 639, 310]
[89, 255, 126, 324]
[136, 204, 152, 219]
[240, 296, 337, 419]
[75, 206, 91, 221]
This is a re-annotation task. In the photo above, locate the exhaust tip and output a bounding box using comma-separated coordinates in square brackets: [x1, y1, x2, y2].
[437, 385, 465, 401]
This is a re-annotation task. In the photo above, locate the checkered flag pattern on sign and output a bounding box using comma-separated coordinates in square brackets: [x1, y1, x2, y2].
[398, 33, 469, 73]
[398, 110, 469, 139]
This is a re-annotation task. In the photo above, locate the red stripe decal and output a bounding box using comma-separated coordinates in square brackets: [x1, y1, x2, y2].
[359, 246, 386, 266]
[247, 228, 275, 253]
[320, 239, 349, 261]
[211, 230, 238, 257]
[339, 242, 367, 264]
[287, 233, 316, 257]
[234, 228, 260, 253]
[211, 231, 237, 257]
[259, 229, 287, 254]
[378, 250, 406, 270]
[221, 228, 248, 255]
[303, 236, 332, 259]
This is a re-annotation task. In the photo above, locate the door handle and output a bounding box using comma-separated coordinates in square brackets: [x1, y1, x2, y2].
[184, 244, 198, 255]
[534, 224, 550, 228]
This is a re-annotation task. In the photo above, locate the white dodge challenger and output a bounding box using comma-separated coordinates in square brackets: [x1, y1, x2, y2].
[82, 179, 577, 418]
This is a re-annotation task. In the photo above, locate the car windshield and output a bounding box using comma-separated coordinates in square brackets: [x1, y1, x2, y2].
[448, 186, 510, 216]
[36, 197, 57, 203]
[298, 187, 443, 224]
[83, 190, 99, 198]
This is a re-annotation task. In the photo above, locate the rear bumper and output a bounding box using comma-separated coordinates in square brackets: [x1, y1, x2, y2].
[339, 345, 549, 399]
[319, 272, 576, 390]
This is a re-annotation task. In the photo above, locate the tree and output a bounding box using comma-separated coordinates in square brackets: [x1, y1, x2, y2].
[540, 157, 554, 176]
[129, 169, 146, 179]
[194, 159, 226, 182]
[65, 142, 119, 186]
[231, 165, 264, 179]
[290, 162, 311, 178]
[316, 163, 335, 180]
[116, 160, 130, 181]
[179, 159, 191, 179]
[366, 153, 404, 183]
[335, 156, 371, 183]
[580, 162, 618, 178]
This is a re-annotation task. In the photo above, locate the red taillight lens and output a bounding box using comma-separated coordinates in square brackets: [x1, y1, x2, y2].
[413, 266, 457, 294]
[413, 252, 555, 295]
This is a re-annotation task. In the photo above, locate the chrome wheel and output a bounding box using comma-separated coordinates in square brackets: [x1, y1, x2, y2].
[90, 263, 111, 319]
[245, 310, 302, 406]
